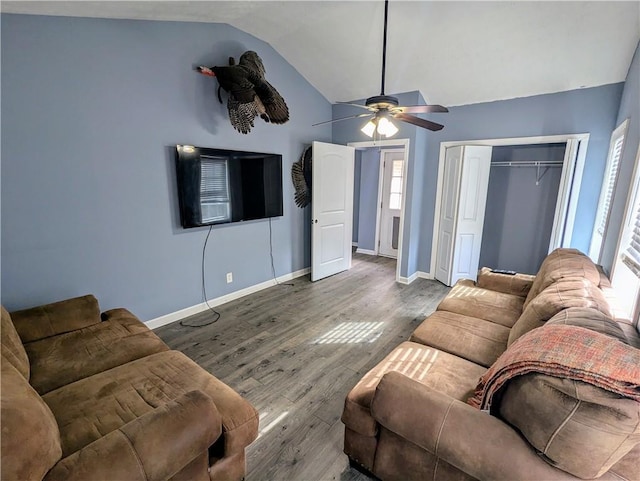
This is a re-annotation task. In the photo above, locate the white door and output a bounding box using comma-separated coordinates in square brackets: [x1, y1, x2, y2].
[435, 145, 492, 286]
[378, 150, 404, 258]
[311, 141, 355, 281]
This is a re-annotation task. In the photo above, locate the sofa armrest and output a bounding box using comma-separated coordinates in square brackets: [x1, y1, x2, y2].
[11, 295, 101, 343]
[44, 391, 222, 481]
[371, 372, 586, 481]
[476, 267, 535, 298]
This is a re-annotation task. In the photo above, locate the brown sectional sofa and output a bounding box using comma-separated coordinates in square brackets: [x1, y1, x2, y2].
[342, 248, 640, 481]
[1, 295, 259, 481]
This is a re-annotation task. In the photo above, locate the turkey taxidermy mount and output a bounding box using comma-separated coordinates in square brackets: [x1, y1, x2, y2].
[197, 51, 290, 134]
[291, 145, 312, 208]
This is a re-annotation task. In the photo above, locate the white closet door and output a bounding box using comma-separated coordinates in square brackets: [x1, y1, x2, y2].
[450, 146, 492, 284]
[435, 146, 463, 284]
[435, 145, 492, 286]
[551, 138, 580, 251]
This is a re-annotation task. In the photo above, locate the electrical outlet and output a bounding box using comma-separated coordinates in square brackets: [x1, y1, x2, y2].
[226, 272, 233, 284]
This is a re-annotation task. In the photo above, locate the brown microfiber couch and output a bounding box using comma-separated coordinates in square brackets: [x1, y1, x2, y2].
[342, 248, 640, 481]
[1, 295, 259, 481]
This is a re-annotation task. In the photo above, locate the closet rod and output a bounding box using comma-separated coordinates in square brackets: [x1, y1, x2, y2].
[491, 160, 563, 167]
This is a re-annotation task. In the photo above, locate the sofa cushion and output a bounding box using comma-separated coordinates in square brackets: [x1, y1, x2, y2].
[508, 277, 612, 346]
[410, 311, 510, 368]
[437, 279, 524, 328]
[476, 267, 535, 298]
[11, 294, 101, 343]
[26, 309, 169, 394]
[42, 350, 259, 459]
[523, 248, 600, 310]
[546, 307, 628, 343]
[1, 357, 62, 481]
[609, 444, 640, 481]
[342, 341, 485, 437]
[1, 306, 30, 380]
[499, 374, 640, 479]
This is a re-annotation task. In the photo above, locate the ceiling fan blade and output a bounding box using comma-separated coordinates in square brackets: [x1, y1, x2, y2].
[312, 113, 371, 127]
[393, 112, 444, 131]
[335, 101, 374, 111]
[393, 105, 449, 114]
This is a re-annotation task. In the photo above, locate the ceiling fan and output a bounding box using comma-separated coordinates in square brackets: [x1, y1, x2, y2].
[314, 0, 448, 137]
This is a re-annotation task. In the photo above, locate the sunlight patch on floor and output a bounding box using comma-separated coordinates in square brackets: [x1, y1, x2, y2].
[311, 321, 385, 344]
[257, 411, 289, 439]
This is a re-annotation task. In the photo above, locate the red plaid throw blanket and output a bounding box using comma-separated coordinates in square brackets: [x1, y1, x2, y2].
[468, 325, 640, 411]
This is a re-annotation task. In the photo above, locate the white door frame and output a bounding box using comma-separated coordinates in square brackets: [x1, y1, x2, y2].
[349, 139, 410, 283]
[430, 133, 590, 277]
[375, 148, 405, 259]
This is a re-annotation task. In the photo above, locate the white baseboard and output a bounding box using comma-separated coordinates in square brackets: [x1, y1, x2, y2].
[397, 271, 432, 284]
[145, 267, 310, 330]
[352, 242, 358, 247]
[355, 248, 376, 255]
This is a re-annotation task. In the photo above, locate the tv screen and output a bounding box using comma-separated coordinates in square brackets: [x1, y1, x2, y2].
[175, 145, 284, 228]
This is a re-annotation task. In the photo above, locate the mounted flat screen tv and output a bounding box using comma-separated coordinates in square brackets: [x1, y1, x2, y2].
[175, 145, 283, 228]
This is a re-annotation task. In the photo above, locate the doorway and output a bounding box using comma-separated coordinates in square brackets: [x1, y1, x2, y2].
[480, 143, 566, 274]
[349, 139, 410, 283]
[430, 133, 589, 284]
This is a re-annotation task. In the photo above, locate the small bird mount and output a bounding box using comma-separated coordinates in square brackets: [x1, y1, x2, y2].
[197, 51, 290, 134]
[292, 145, 312, 208]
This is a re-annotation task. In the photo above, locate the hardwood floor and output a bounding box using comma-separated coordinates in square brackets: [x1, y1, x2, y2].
[156, 253, 450, 481]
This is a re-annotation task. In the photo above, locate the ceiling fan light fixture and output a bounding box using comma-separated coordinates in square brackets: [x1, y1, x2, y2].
[361, 119, 377, 137]
[361, 115, 398, 139]
[377, 116, 398, 137]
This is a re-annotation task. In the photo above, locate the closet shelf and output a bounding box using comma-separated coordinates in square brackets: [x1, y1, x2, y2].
[490, 160, 563, 167]
[491, 160, 563, 185]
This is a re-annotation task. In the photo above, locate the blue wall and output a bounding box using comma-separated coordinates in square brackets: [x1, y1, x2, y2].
[601, 40, 640, 274]
[1, 14, 331, 319]
[417, 83, 624, 273]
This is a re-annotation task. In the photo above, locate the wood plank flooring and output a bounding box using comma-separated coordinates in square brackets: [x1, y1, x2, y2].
[156, 253, 450, 481]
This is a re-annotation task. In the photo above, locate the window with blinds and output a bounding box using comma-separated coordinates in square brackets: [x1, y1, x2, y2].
[597, 135, 625, 235]
[622, 188, 640, 278]
[588, 120, 629, 261]
[200, 155, 231, 223]
[610, 139, 640, 326]
[388, 159, 404, 210]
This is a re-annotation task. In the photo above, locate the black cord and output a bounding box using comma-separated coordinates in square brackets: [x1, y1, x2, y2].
[180, 225, 221, 327]
[269, 217, 294, 287]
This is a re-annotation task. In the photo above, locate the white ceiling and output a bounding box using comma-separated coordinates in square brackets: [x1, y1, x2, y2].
[2, 1, 639, 106]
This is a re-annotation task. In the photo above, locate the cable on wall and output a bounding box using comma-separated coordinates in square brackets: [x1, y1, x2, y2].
[269, 217, 294, 287]
[180, 225, 221, 327]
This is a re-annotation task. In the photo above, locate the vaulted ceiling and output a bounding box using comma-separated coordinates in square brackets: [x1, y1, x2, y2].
[2, 1, 639, 107]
